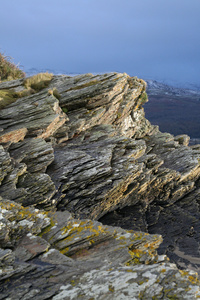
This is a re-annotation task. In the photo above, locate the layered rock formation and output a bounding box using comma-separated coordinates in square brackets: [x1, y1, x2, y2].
[0, 72, 200, 299]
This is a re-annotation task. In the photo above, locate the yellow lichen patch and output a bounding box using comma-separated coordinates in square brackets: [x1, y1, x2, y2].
[125, 269, 135, 273]
[60, 247, 70, 255]
[70, 279, 77, 287]
[18, 206, 43, 221]
[0, 200, 24, 217]
[179, 270, 189, 277]
[179, 270, 199, 285]
[108, 285, 115, 292]
[53, 220, 112, 258]
[161, 268, 166, 273]
[24, 72, 53, 91]
[132, 232, 144, 240]
[138, 278, 149, 285]
[164, 292, 179, 299]
[188, 275, 199, 284]
[38, 218, 56, 237]
[156, 279, 160, 284]
[0, 199, 53, 244]
[126, 249, 144, 265]
[107, 268, 113, 272]
[130, 249, 143, 257]
[0, 199, 49, 225]
[60, 221, 85, 236]
[142, 239, 161, 252]
[60, 220, 108, 239]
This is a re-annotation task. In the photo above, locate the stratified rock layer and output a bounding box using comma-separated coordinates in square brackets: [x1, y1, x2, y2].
[0, 72, 200, 299]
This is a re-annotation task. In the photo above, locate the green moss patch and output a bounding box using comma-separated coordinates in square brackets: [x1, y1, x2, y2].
[0, 88, 36, 109]
[139, 92, 148, 104]
[0, 89, 18, 109]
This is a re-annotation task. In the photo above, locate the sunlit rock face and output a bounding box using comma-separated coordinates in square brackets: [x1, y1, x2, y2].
[0, 72, 200, 299]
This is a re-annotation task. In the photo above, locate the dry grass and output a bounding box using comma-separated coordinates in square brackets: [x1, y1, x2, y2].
[0, 52, 25, 81]
[24, 73, 53, 91]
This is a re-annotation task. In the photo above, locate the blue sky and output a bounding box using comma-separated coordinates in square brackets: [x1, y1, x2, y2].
[1, 0, 200, 86]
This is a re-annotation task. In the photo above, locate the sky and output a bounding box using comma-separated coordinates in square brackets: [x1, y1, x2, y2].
[1, 0, 200, 87]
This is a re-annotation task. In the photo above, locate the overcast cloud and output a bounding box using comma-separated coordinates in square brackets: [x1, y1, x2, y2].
[0, 0, 200, 86]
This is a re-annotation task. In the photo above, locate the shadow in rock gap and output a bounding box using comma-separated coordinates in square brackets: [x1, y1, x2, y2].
[100, 188, 200, 275]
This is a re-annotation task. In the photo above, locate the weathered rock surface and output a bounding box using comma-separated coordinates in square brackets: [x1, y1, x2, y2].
[0, 82, 67, 144]
[0, 72, 200, 298]
[1, 199, 200, 299]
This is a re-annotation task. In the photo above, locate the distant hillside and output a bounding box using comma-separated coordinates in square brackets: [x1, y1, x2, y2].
[144, 80, 200, 143]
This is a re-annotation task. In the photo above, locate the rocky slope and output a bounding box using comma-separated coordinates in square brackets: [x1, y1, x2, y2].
[0, 72, 200, 299]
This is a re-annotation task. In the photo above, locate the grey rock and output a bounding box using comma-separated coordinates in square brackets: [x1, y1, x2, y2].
[0, 199, 51, 247]
[0, 145, 13, 184]
[0, 248, 14, 267]
[0, 78, 24, 90]
[175, 134, 190, 146]
[47, 127, 146, 218]
[0, 142, 56, 208]
[9, 138, 54, 173]
[14, 234, 50, 261]
[0, 90, 67, 144]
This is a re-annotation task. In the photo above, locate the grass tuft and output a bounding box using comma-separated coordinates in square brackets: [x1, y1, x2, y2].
[24, 73, 53, 91]
[0, 52, 25, 81]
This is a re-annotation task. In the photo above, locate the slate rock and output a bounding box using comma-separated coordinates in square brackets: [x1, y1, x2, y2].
[0, 72, 200, 298]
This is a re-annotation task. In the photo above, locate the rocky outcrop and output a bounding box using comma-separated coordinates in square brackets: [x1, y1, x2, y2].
[1, 198, 200, 299]
[0, 72, 200, 298]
